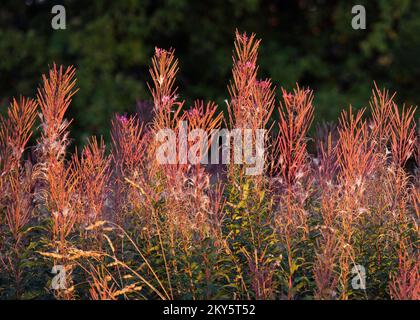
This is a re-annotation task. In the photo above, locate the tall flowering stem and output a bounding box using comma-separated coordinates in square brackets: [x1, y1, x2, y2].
[36, 64, 78, 299]
[271, 86, 314, 187]
[0, 97, 37, 298]
[148, 47, 184, 132]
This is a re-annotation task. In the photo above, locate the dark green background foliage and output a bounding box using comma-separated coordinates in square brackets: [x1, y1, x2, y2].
[0, 0, 419, 145]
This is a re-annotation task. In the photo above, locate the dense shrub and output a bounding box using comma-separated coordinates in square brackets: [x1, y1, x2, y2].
[0, 31, 418, 300]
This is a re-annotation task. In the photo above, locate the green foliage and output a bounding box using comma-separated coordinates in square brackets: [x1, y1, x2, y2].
[1, 0, 420, 145]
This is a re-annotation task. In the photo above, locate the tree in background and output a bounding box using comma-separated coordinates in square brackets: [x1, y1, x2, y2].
[0, 0, 419, 146]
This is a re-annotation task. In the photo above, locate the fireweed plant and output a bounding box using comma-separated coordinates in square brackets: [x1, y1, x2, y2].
[0, 31, 418, 300]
